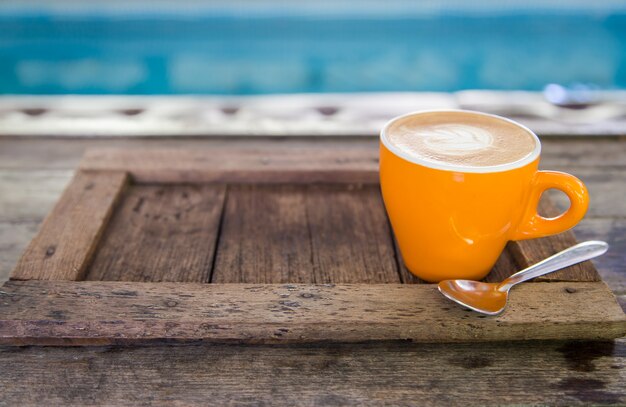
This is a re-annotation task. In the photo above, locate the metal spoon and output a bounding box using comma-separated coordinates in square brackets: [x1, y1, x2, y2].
[438, 241, 609, 315]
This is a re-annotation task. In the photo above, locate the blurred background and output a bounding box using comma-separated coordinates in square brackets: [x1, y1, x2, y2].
[1, 0, 626, 135]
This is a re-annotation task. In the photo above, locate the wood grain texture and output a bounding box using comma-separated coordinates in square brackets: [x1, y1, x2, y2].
[510, 199, 601, 282]
[80, 147, 378, 184]
[86, 185, 226, 282]
[10, 171, 129, 281]
[0, 137, 378, 170]
[212, 185, 311, 283]
[573, 219, 626, 294]
[545, 167, 626, 218]
[0, 170, 73, 222]
[0, 340, 624, 406]
[304, 184, 399, 283]
[0, 222, 40, 282]
[0, 281, 624, 345]
[212, 184, 400, 283]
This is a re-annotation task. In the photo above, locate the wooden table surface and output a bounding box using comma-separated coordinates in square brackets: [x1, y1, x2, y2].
[0, 136, 624, 406]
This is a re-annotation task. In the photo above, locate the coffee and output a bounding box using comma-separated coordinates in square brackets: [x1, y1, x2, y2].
[385, 111, 537, 168]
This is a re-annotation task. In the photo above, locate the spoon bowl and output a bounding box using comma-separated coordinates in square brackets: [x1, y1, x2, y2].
[438, 280, 508, 315]
[438, 241, 609, 315]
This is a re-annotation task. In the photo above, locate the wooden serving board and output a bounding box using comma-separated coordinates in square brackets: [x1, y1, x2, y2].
[1, 147, 624, 345]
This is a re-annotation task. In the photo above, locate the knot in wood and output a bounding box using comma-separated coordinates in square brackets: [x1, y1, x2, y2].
[45, 246, 56, 257]
[278, 300, 300, 308]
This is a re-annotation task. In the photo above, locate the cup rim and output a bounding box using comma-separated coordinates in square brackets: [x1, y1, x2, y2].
[380, 109, 542, 173]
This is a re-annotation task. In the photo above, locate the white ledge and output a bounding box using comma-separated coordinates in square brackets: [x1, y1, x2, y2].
[0, 91, 625, 137]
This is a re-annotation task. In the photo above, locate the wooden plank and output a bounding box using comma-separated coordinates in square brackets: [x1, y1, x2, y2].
[304, 184, 399, 283]
[2, 136, 626, 170]
[509, 199, 602, 282]
[0, 222, 40, 283]
[545, 167, 626, 218]
[80, 147, 378, 184]
[0, 137, 373, 170]
[85, 185, 226, 282]
[0, 281, 624, 345]
[572, 219, 626, 294]
[212, 184, 399, 283]
[0, 341, 624, 407]
[10, 171, 129, 281]
[0, 170, 73, 222]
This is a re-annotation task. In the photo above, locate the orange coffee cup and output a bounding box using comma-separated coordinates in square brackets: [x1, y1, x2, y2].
[380, 110, 589, 282]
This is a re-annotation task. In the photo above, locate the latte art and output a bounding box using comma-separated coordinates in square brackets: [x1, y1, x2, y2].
[417, 124, 494, 156]
[385, 111, 538, 168]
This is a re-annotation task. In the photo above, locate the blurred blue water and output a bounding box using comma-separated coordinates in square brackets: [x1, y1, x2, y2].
[1, 9, 625, 94]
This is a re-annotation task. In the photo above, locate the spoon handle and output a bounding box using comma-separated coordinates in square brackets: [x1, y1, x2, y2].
[497, 241, 609, 291]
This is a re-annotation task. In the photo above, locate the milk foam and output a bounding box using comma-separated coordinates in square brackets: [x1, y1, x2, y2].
[385, 111, 537, 168]
[416, 124, 494, 156]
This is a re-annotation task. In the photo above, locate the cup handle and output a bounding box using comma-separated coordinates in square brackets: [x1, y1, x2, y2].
[511, 170, 589, 240]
